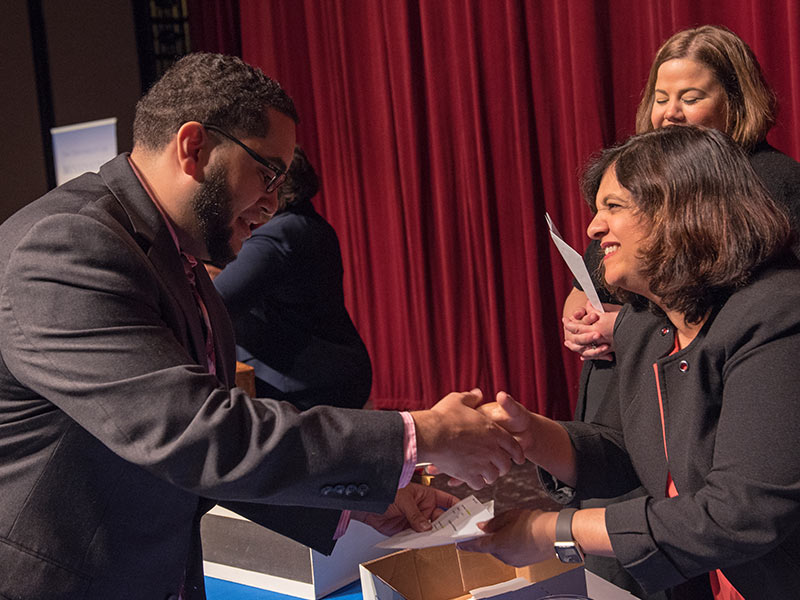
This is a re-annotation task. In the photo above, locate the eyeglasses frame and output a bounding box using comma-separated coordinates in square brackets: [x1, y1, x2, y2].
[201, 123, 287, 193]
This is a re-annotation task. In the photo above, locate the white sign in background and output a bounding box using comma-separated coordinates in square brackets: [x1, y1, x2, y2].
[51, 117, 118, 186]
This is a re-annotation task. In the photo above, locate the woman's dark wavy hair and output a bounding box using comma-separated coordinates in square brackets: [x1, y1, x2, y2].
[133, 53, 298, 151]
[277, 146, 320, 211]
[582, 126, 791, 323]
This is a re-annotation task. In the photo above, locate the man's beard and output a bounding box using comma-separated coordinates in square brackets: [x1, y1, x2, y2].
[191, 164, 236, 266]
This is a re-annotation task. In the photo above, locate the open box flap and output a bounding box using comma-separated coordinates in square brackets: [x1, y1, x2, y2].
[362, 545, 634, 600]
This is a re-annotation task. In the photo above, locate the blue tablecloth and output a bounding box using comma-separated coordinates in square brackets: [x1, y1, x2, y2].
[205, 578, 363, 600]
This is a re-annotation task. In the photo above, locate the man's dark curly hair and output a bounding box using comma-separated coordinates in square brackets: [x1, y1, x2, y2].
[133, 53, 298, 151]
[582, 126, 792, 324]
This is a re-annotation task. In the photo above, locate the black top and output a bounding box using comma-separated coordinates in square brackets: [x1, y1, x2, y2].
[214, 198, 372, 410]
[749, 141, 800, 257]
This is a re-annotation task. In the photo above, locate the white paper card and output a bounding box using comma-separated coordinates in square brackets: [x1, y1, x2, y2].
[545, 212, 604, 312]
[375, 495, 493, 549]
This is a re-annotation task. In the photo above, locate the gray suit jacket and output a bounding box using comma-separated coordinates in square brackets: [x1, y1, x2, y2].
[0, 154, 404, 599]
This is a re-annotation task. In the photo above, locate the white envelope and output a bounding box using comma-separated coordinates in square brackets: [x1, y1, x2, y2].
[545, 212, 604, 312]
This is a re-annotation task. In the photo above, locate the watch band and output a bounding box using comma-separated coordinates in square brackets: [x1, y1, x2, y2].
[555, 508, 578, 543]
[554, 508, 584, 564]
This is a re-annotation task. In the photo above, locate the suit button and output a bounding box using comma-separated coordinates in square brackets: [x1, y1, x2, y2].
[679, 360, 689, 372]
[357, 484, 370, 497]
[320, 485, 334, 496]
[661, 326, 670, 336]
[345, 484, 359, 497]
[334, 484, 346, 496]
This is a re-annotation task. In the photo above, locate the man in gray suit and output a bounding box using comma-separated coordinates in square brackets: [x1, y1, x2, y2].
[0, 54, 522, 599]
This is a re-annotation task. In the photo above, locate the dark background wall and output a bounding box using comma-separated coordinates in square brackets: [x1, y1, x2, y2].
[1, 1, 50, 223]
[0, 0, 141, 224]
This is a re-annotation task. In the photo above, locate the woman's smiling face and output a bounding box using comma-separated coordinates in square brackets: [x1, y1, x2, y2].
[587, 167, 651, 298]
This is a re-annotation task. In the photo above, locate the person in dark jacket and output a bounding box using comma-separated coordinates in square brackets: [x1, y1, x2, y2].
[562, 26, 800, 596]
[213, 146, 372, 410]
[0, 52, 523, 599]
[461, 126, 800, 599]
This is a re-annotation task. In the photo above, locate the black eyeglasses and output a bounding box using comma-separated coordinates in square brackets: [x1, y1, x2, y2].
[201, 123, 287, 193]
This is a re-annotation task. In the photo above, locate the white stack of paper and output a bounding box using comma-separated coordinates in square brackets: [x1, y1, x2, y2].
[375, 495, 493, 549]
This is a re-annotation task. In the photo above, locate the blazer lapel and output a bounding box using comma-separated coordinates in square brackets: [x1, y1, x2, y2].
[97, 154, 214, 370]
[149, 234, 211, 370]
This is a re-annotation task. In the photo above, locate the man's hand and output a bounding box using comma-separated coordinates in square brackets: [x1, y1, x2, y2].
[438, 392, 536, 486]
[351, 483, 460, 536]
[477, 392, 537, 461]
[411, 390, 524, 490]
[456, 508, 557, 567]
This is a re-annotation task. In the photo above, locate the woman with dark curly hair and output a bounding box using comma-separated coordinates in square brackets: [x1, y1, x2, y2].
[461, 126, 800, 600]
[561, 27, 800, 596]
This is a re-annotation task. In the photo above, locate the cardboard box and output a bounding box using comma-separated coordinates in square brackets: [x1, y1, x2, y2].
[201, 505, 395, 599]
[360, 544, 636, 600]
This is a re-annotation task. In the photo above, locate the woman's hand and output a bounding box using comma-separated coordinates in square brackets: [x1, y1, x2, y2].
[562, 300, 622, 361]
[478, 392, 538, 462]
[456, 508, 557, 567]
[438, 392, 577, 487]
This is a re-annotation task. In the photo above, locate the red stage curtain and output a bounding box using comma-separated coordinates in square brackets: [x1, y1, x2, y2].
[230, 0, 799, 416]
[187, 0, 241, 56]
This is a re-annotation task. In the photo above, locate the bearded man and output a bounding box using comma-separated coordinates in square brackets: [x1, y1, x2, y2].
[0, 53, 522, 599]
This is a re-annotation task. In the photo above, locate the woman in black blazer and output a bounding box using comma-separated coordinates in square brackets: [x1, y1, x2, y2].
[460, 126, 800, 599]
[561, 25, 800, 598]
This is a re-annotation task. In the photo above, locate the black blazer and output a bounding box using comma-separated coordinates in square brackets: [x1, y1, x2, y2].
[214, 197, 372, 410]
[558, 263, 800, 598]
[0, 155, 404, 599]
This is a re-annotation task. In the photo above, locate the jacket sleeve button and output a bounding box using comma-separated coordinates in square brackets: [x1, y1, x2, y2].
[357, 484, 370, 497]
[320, 485, 334, 496]
[334, 484, 346, 496]
[345, 484, 359, 497]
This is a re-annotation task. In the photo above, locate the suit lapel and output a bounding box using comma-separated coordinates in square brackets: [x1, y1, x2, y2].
[149, 235, 211, 371]
[97, 154, 216, 372]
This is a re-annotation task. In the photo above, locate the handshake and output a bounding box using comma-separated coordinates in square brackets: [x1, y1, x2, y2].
[409, 389, 539, 490]
[353, 390, 565, 543]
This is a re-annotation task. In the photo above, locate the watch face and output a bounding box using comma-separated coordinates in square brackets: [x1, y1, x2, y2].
[554, 542, 584, 564]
